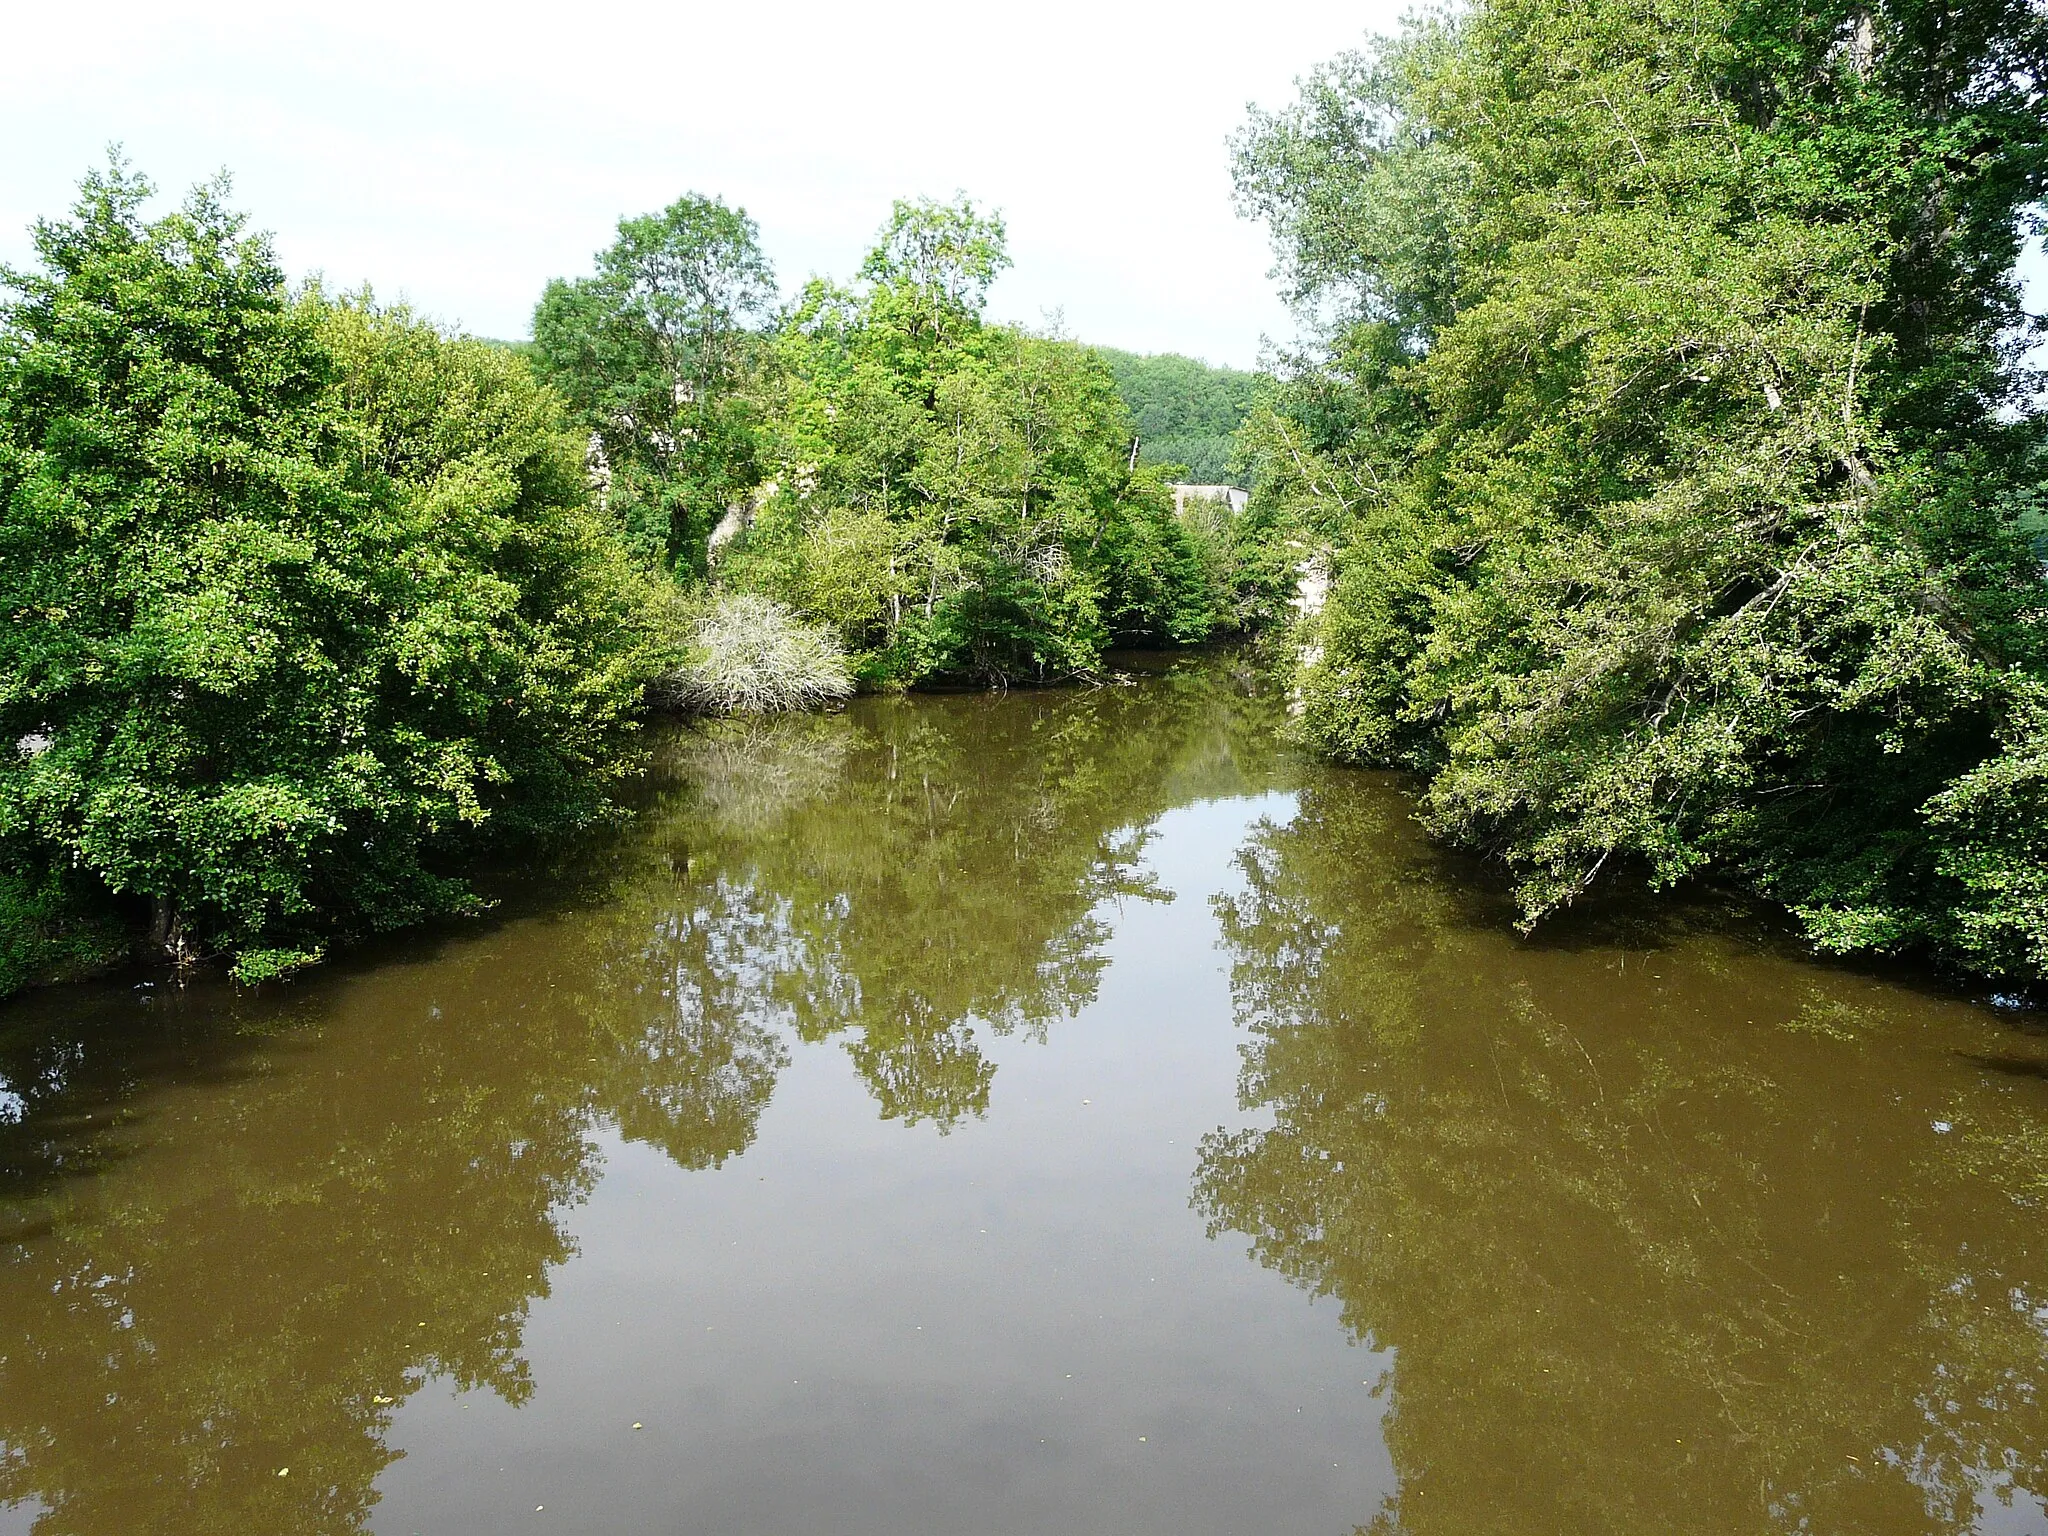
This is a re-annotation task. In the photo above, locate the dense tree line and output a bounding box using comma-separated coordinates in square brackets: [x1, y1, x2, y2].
[536, 196, 1279, 685]
[1237, 0, 2048, 989]
[0, 164, 655, 992]
[1095, 347, 1261, 486]
[0, 167, 1280, 996]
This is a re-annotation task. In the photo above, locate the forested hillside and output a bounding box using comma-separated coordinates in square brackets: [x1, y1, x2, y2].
[1237, 0, 2048, 989]
[1095, 348, 1261, 485]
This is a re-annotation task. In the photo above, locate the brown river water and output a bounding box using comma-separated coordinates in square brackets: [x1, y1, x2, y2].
[2, 652, 2047, 1535]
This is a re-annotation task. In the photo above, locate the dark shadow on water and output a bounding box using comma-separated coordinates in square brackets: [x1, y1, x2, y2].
[1961, 1051, 2048, 1080]
[1301, 757, 2029, 1021]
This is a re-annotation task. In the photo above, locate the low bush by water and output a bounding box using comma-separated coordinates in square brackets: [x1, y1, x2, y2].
[649, 593, 855, 716]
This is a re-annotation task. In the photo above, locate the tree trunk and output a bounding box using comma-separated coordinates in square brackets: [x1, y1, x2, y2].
[149, 895, 190, 967]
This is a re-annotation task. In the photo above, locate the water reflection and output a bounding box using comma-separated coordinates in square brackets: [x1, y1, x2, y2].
[1195, 776, 2048, 1535]
[0, 956, 596, 1534]
[649, 682, 1252, 1128]
[10, 659, 2048, 1535]
[0, 654, 1284, 1534]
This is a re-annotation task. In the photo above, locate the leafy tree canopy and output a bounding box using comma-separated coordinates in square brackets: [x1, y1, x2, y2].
[531, 194, 777, 572]
[0, 161, 655, 989]
[721, 198, 1250, 681]
[1237, 0, 2048, 987]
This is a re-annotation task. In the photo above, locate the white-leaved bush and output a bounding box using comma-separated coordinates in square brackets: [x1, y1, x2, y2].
[651, 593, 854, 715]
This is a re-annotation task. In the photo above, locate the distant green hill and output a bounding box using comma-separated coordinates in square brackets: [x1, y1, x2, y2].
[1094, 348, 1262, 487]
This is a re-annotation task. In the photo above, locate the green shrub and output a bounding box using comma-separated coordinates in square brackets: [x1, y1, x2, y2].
[0, 861, 129, 997]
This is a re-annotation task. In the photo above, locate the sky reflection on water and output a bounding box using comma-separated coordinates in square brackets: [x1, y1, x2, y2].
[1, 654, 2046, 1534]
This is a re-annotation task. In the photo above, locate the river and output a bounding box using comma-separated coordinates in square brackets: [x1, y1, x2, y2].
[1, 653, 2045, 1535]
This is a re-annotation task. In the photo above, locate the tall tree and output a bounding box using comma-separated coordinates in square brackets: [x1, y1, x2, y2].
[1237, 0, 2048, 986]
[531, 195, 777, 572]
[859, 195, 1011, 347]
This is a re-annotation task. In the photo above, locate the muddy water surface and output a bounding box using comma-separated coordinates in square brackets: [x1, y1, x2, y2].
[2, 655, 2047, 1535]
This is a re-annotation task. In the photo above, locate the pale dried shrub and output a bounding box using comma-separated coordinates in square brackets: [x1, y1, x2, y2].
[650, 592, 853, 715]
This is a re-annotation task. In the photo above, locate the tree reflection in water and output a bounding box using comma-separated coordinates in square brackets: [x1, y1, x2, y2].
[0, 653, 1285, 1534]
[1195, 774, 2048, 1536]
[646, 681, 1248, 1128]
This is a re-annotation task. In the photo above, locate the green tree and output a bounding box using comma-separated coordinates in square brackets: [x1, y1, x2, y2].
[0, 163, 653, 991]
[1236, 0, 2048, 986]
[724, 198, 1223, 681]
[859, 195, 1012, 347]
[530, 194, 777, 572]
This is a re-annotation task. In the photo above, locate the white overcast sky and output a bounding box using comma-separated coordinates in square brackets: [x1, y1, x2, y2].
[0, 0, 1410, 369]
[3, 0, 2040, 370]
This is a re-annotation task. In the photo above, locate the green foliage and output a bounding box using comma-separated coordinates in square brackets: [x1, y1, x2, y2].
[530, 194, 776, 573]
[0, 162, 655, 992]
[1179, 486, 1306, 637]
[722, 198, 1227, 682]
[858, 194, 1012, 343]
[0, 862, 128, 997]
[1237, 0, 2048, 986]
[1095, 347, 1263, 485]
